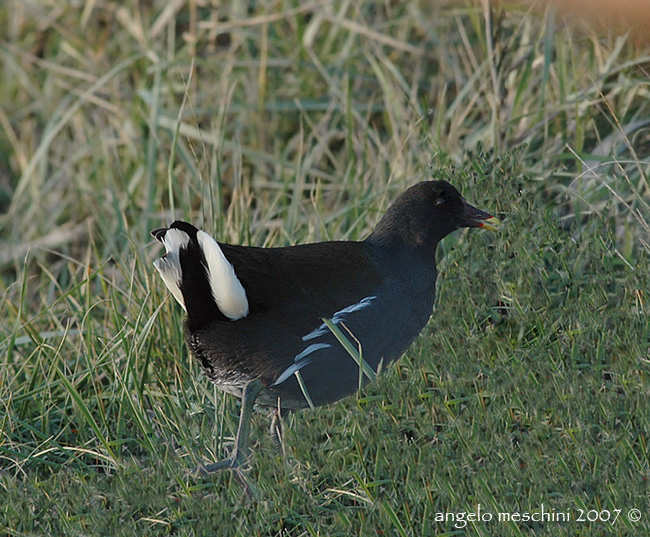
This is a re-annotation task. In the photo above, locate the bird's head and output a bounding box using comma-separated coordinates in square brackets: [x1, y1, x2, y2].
[368, 180, 500, 252]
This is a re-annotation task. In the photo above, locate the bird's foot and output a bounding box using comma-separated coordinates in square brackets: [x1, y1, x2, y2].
[192, 452, 246, 474]
[269, 408, 285, 457]
[191, 452, 258, 500]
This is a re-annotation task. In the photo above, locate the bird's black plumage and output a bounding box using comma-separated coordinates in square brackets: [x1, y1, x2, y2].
[151, 180, 498, 474]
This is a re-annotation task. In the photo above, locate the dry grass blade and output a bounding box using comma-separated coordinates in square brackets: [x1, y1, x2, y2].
[0, 221, 88, 269]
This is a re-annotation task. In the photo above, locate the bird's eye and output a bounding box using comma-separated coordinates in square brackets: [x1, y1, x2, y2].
[435, 192, 448, 206]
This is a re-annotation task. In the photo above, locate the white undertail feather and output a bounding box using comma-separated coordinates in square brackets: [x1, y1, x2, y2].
[197, 230, 249, 320]
[153, 228, 189, 311]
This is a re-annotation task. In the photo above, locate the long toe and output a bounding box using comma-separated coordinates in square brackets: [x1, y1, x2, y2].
[192, 452, 247, 475]
[193, 459, 235, 474]
[269, 410, 285, 456]
[191, 456, 259, 501]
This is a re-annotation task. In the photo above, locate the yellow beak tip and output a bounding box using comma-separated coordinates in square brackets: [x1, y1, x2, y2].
[480, 216, 501, 231]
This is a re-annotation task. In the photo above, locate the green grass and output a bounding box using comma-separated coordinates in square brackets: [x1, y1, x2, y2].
[1, 1, 649, 535]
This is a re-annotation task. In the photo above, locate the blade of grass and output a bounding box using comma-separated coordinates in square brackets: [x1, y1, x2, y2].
[294, 370, 315, 410]
[55, 366, 118, 467]
[322, 317, 376, 384]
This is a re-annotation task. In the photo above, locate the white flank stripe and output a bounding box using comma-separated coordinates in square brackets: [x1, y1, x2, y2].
[294, 342, 332, 362]
[197, 230, 249, 320]
[272, 296, 377, 387]
[302, 295, 376, 341]
[272, 343, 332, 386]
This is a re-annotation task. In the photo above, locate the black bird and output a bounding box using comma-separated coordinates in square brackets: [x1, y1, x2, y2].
[151, 180, 499, 474]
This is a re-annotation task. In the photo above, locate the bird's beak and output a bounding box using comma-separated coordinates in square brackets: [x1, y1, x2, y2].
[461, 199, 501, 231]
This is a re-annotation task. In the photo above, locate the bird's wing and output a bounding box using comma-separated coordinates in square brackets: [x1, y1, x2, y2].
[218, 241, 384, 319]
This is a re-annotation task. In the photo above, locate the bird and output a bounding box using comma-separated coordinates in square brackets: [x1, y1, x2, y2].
[150, 180, 499, 477]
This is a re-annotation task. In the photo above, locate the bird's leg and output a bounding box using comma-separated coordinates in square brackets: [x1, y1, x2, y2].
[194, 379, 264, 475]
[269, 405, 284, 456]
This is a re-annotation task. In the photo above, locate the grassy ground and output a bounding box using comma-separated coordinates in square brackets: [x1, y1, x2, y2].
[1, 1, 649, 536]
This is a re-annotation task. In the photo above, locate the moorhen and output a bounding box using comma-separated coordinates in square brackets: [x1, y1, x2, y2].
[151, 180, 499, 476]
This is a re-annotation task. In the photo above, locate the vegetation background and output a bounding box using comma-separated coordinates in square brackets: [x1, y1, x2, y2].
[1, 1, 649, 535]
